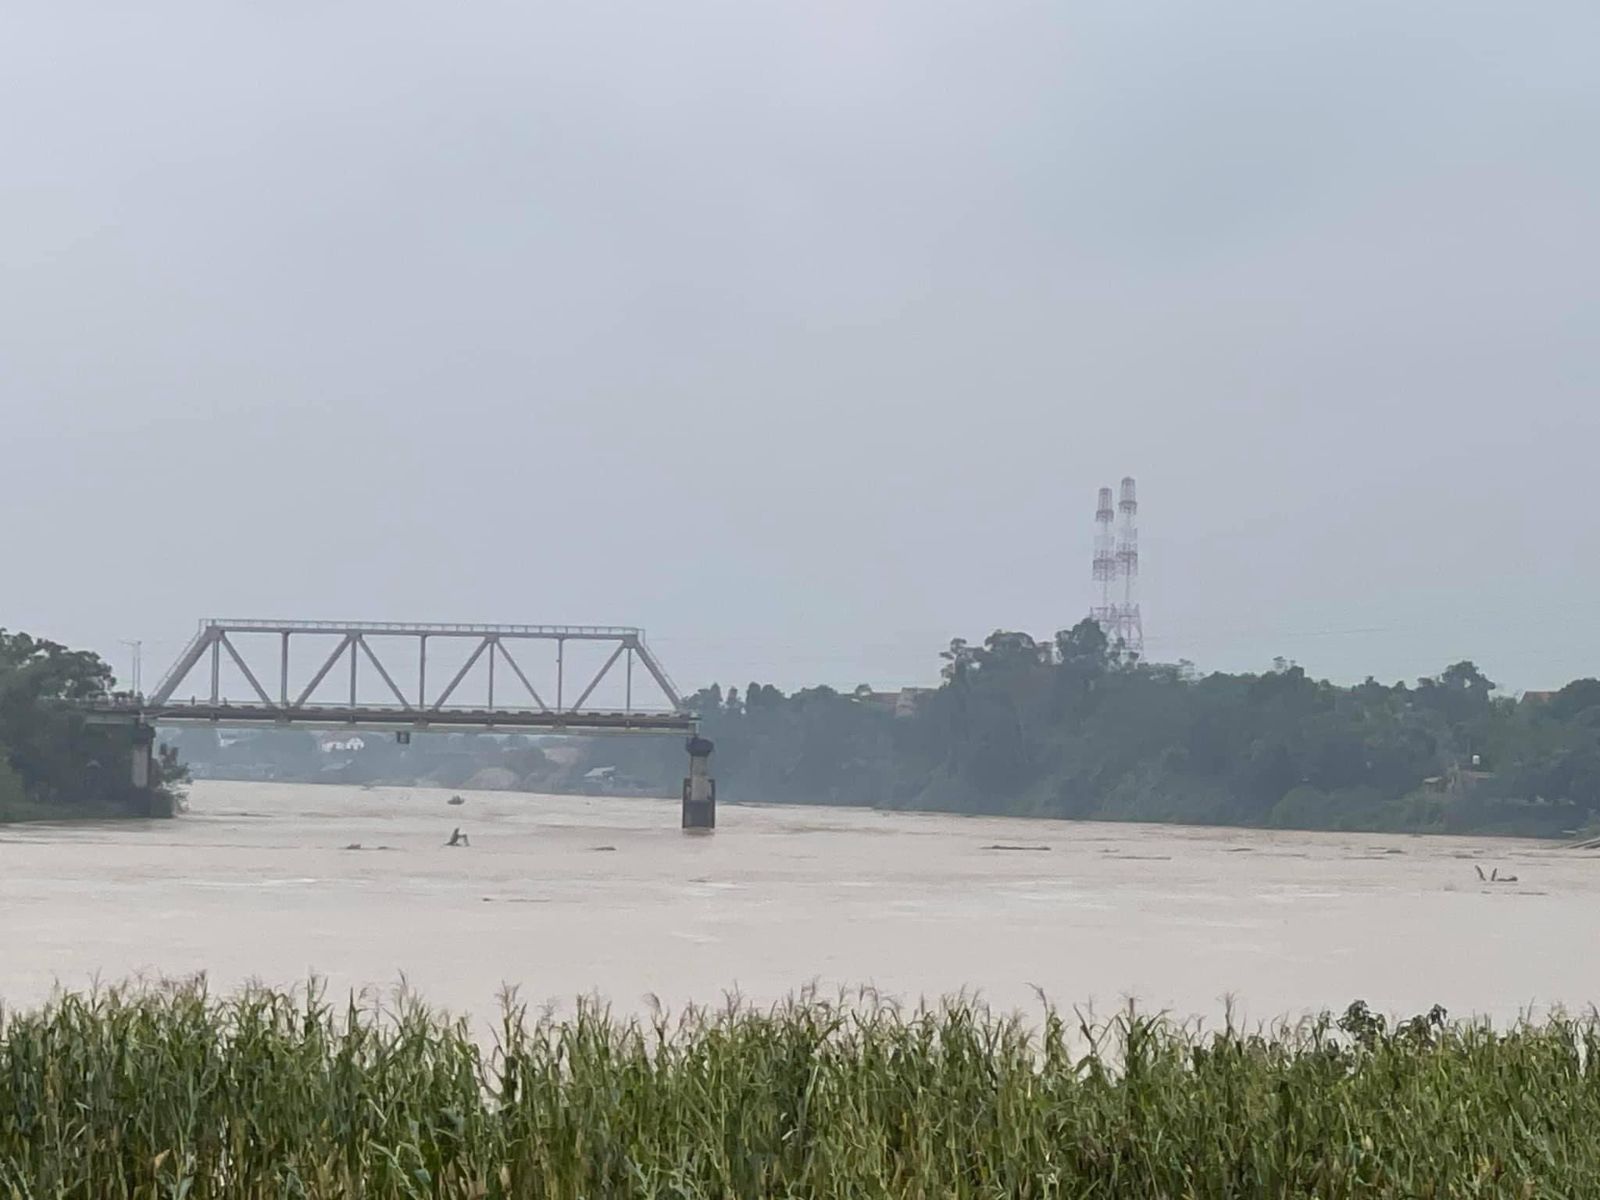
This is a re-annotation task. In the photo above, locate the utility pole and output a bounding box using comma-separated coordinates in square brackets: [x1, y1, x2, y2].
[120, 639, 143, 698]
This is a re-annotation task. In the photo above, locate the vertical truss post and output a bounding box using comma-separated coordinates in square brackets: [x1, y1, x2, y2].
[626, 647, 633, 714]
[280, 632, 290, 707]
[349, 636, 359, 709]
[487, 636, 496, 710]
[209, 634, 221, 704]
[556, 638, 565, 712]
[418, 635, 428, 708]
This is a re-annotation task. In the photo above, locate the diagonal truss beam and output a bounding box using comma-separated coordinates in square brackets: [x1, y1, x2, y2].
[218, 632, 276, 709]
[293, 634, 355, 708]
[431, 636, 491, 710]
[355, 635, 412, 709]
[148, 626, 218, 706]
[494, 640, 550, 712]
[630, 637, 684, 711]
[566, 642, 627, 713]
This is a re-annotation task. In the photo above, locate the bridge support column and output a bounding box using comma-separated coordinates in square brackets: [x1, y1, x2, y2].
[682, 736, 715, 830]
[130, 721, 172, 816]
[131, 722, 155, 791]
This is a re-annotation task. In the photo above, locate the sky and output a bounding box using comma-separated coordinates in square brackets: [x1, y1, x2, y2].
[2, 1, 1597, 697]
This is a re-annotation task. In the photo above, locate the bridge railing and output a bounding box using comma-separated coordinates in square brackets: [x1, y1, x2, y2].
[200, 619, 645, 638]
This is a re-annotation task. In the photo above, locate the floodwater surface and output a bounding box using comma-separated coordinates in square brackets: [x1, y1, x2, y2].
[1, 782, 1592, 1026]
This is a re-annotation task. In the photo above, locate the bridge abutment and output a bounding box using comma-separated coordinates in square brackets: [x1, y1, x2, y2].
[682, 736, 715, 830]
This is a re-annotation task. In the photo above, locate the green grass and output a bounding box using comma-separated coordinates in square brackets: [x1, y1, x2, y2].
[2, 982, 1596, 1197]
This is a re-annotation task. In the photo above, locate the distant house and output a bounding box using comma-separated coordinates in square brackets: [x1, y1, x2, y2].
[1521, 690, 1558, 705]
[320, 736, 366, 753]
[543, 742, 583, 767]
[894, 687, 934, 718]
[1422, 767, 1495, 795]
[854, 688, 934, 718]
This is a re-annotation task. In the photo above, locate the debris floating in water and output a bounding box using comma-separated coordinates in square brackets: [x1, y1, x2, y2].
[983, 844, 1050, 852]
[448, 795, 465, 806]
[446, 828, 470, 848]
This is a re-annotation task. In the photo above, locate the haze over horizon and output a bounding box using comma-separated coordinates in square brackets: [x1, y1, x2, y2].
[3, 2, 1596, 695]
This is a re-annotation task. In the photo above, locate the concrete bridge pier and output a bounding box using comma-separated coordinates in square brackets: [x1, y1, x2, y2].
[130, 721, 155, 791]
[129, 721, 172, 816]
[682, 736, 716, 830]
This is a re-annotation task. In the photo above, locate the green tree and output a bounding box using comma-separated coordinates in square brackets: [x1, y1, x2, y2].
[0, 629, 186, 820]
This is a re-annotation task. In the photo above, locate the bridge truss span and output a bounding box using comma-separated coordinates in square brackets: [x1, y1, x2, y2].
[139, 618, 691, 733]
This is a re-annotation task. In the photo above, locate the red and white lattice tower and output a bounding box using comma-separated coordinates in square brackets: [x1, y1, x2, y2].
[1090, 486, 1117, 631]
[1088, 477, 1144, 657]
[1114, 477, 1144, 656]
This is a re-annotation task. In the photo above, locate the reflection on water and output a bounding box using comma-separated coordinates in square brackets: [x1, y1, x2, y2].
[0, 781, 1586, 1025]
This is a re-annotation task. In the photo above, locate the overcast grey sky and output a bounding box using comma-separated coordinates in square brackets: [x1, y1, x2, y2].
[3, 1, 1596, 695]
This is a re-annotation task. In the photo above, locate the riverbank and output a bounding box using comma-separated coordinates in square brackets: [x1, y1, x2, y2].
[0, 796, 141, 823]
[0, 790, 182, 824]
[4, 980, 1596, 1196]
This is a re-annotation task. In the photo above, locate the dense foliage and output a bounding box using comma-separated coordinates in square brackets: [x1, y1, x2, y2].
[655, 621, 1600, 837]
[4, 982, 1600, 1197]
[0, 630, 184, 820]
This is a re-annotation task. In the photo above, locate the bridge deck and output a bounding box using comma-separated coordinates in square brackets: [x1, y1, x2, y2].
[89, 701, 695, 734]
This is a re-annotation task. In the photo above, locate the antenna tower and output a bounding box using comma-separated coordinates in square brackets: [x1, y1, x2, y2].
[1090, 487, 1116, 632]
[1087, 476, 1144, 657]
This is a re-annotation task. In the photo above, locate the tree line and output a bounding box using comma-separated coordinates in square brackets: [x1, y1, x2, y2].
[20, 615, 1600, 838]
[619, 620, 1600, 837]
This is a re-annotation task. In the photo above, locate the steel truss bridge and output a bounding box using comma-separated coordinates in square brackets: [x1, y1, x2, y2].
[93, 619, 696, 734]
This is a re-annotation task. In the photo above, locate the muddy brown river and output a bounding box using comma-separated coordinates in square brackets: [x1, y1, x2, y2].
[1, 781, 1591, 1026]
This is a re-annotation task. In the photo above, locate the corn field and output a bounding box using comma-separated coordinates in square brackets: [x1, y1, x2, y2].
[2, 983, 1598, 1197]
